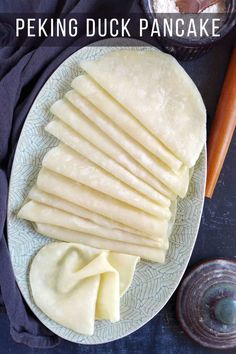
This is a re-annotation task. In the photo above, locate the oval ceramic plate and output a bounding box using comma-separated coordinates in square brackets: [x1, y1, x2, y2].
[7, 38, 206, 344]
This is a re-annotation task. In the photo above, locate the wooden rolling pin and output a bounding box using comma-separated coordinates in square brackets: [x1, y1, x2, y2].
[206, 47, 236, 198]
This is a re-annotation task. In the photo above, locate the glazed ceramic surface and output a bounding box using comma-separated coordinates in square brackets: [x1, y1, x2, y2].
[7, 38, 206, 344]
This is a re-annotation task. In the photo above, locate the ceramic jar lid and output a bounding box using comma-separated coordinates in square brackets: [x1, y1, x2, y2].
[176, 259, 236, 349]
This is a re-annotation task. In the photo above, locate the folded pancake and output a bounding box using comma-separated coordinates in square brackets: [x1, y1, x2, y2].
[37, 168, 168, 237]
[30, 242, 139, 335]
[80, 49, 206, 167]
[50, 98, 175, 200]
[42, 144, 171, 219]
[30, 243, 100, 335]
[93, 252, 120, 322]
[50, 99, 188, 198]
[45, 119, 170, 207]
[96, 251, 139, 319]
[70, 76, 182, 172]
[18, 201, 169, 248]
[107, 252, 139, 296]
[168, 199, 177, 237]
[35, 223, 167, 262]
[28, 186, 144, 236]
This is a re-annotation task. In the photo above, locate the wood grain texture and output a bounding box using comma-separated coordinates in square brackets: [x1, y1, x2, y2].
[206, 47, 236, 198]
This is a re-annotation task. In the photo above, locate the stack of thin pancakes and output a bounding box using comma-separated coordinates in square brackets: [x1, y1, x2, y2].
[18, 49, 206, 263]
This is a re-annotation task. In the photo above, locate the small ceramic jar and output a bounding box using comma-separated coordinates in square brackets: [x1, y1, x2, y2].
[141, 0, 236, 60]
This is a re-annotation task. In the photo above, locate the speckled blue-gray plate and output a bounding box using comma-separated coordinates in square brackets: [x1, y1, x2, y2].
[7, 38, 206, 344]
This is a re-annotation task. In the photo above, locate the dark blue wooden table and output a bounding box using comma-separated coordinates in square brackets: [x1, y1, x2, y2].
[0, 31, 235, 354]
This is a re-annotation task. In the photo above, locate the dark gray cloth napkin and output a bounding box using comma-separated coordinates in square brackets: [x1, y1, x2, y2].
[0, 0, 135, 347]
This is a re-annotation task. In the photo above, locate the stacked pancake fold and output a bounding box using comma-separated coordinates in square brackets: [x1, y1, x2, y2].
[19, 49, 206, 264]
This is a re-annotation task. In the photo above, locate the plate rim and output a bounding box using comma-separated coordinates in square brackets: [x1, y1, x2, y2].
[7, 38, 207, 344]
